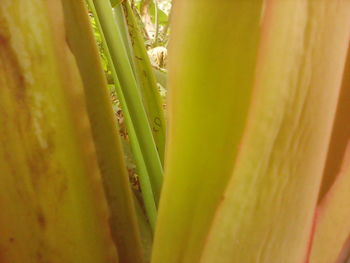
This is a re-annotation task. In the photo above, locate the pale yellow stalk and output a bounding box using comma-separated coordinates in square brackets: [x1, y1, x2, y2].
[0, 0, 119, 262]
[151, 1, 263, 262]
[61, 1, 145, 262]
[201, 1, 350, 262]
[309, 46, 350, 263]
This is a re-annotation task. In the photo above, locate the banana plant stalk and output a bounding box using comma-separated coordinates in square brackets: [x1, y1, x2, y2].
[122, 1, 167, 164]
[92, 0, 164, 203]
[152, 1, 264, 262]
[113, 4, 139, 78]
[152, 0, 350, 263]
[0, 0, 119, 262]
[60, 1, 147, 262]
[87, 0, 157, 231]
[309, 46, 350, 263]
[200, 1, 350, 262]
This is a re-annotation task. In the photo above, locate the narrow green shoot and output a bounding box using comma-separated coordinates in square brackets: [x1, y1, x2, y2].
[92, 0, 163, 204]
[87, 0, 157, 231]
[113, 5, 138, 77]
[122, 1, 166, 164]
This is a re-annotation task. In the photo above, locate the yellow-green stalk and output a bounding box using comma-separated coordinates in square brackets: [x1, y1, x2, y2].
[86, 0, 157, 231]
[309, 46, 350, 263]
[61, 1, 147, 262]
[92, 0, 163, 203]
[151, 1, 263, 262]
[201, 1, 350, 262]
[0, 0, 119, 261]
[122, 1, 166, 164]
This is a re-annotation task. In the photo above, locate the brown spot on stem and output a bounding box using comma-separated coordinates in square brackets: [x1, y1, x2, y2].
[37, 211, 46, 229]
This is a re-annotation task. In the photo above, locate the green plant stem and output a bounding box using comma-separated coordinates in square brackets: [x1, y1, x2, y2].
[151, 0, 264, 262]
[91, 0, 163, 204]
[113, 5, 138, 76]
[87, 0, 157, 230]
[122, 1, 166, 164]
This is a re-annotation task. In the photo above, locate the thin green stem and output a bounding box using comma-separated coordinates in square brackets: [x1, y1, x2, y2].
[91, 0, 163, 204]
[87, 0, 157, 230]
[113, 5, 138, 76]
[122, 1, 166, 164]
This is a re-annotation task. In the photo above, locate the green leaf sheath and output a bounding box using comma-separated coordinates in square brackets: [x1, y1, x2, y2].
[201, 1, 350, 263]
[151, 1, 263, 263]
[92, 0, 164, 204]
[61, 1, 146, 262]
[87, 0, 157, 231]
[122, 1, 166, 164]
[0, 0, 119, 262]
[152, 0, 350, 263]
[113, 5, 139, 78]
